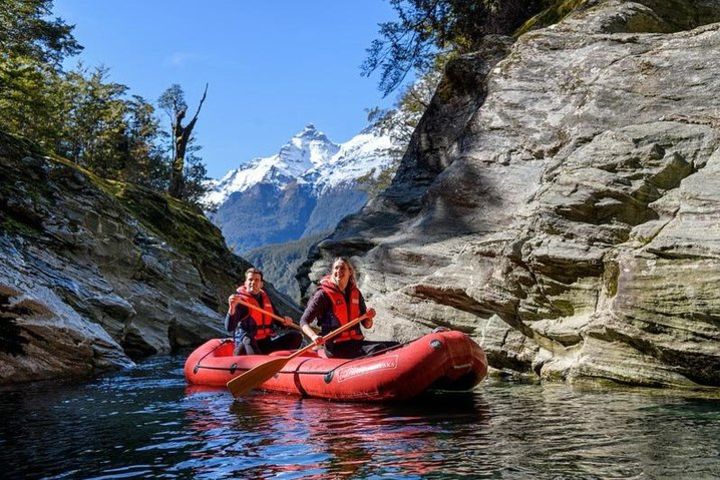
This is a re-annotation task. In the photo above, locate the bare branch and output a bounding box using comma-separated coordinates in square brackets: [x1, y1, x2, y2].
[189, 83, 209, 125]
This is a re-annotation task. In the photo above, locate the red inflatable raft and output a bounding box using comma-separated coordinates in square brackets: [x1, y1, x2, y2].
[184, 330, 488, 402]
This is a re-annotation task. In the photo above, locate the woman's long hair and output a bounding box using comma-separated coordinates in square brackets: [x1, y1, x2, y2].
[332, 256, 357, 286]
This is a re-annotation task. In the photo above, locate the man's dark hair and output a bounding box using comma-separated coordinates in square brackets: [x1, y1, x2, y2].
[245, 268, 263, 281]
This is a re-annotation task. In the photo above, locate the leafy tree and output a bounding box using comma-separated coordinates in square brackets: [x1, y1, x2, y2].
[120, 95, 170, 189]
[363, 0, 550, 95]
[0, 0, 81, 143]
[0, 0, 81, 64]
[55, 67, 170, 188]
[0, 55, 65, 145]
[0, 0, 82, 146]
[357, 67, 442, 197]
[0, 2, 198, 201]
[58, 65, 128, 175]
[181, 144, 210, 205]
[368, 65, 444, 149]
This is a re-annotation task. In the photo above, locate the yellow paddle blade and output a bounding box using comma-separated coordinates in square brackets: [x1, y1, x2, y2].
[226, 356, 290, 397]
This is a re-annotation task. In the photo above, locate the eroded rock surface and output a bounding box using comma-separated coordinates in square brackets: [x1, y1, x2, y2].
[301, 0, 720, 388]
[0, 136, 299, 383]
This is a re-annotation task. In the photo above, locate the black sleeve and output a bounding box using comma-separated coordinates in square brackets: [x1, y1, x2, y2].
[359, 292, 367, 316]
[299, 290, 329, 327]
[225, 304, 249, 332]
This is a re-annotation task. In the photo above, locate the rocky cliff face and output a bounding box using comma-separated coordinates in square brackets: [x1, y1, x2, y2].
[301, 0, 720, 389]
[0, 133, 299, 384]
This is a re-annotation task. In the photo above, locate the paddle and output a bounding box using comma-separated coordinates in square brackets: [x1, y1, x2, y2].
[229, 297, 315, 336]
[226, 310, 375, 397]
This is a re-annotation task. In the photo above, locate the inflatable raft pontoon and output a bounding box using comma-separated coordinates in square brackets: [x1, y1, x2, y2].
[184, 329, 488, 402]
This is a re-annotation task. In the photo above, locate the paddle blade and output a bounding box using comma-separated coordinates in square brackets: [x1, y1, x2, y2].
[227, 357, 289, 397]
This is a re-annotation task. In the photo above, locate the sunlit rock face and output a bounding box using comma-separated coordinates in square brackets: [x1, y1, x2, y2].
[0, 135, 299, 384]
[301, 0, 720, 388]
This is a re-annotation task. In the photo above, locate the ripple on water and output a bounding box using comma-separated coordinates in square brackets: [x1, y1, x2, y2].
[2, 356, 720, 479]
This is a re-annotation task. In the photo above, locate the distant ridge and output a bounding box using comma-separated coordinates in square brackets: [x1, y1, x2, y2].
[204, 124, 399, 254]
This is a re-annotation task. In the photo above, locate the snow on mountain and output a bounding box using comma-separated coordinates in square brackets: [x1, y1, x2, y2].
[283, 124, 340, 168]
[204, 124, 395, 206]
[305, 131, 395, 194]
[203, 122, 401, 260]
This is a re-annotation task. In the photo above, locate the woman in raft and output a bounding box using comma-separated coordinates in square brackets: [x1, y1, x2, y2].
[300, 257, 398, 358]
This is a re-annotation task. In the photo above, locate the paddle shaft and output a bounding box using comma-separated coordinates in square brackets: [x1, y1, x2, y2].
[280, 311, 371, 362]
[226, 311, 372, 397]
[230, 297, 305, 333]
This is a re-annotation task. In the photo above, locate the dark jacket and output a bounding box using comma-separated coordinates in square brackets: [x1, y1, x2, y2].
[299, 284, 367, 340]
[224, 292, 268, 339]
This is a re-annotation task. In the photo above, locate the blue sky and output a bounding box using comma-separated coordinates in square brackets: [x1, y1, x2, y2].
[52, 1, 403, 178]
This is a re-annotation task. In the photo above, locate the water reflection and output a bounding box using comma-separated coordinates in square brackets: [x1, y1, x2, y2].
[178, 387, 490, 479]
[1, 356, 719, 479]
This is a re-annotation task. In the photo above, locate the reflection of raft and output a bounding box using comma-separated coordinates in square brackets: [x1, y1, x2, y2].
[184, 330, 488, 402]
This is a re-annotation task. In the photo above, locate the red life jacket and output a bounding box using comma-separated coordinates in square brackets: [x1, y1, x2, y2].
[319, 276, 363, 343]
[233, 286, 274, 340]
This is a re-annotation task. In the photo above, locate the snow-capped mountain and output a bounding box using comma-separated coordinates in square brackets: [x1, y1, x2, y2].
[204, 124, 341, 206]
[204, 124, 400, 255]
[205, 124, 396, 207]
[306, 130, 395, 194]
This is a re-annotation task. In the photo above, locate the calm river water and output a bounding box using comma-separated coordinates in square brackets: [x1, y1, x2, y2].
[1, 354, 719, 479]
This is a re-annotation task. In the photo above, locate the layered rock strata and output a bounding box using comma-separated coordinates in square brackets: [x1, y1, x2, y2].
[301, 0, 720, 388]
[0, 134, 299, 383]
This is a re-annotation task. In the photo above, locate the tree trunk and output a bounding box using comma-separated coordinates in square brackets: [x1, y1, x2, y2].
[168, 84, 208, 199]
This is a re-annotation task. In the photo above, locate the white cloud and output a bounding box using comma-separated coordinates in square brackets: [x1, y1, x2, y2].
[163, 52, 198, 67]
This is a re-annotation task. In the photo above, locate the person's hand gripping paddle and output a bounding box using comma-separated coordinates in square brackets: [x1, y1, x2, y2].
[226, 310, 375, 397]
[229, 297, 309, 334]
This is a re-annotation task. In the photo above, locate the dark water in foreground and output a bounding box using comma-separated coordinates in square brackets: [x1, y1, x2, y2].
[1, 355, 719, 479]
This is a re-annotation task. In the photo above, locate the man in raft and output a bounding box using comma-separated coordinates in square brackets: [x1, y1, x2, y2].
[300, 257, 398, 358]
[226, 268, 302, 355]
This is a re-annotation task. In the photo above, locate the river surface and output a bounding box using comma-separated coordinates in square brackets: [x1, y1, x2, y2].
[1, 354, 719, 479]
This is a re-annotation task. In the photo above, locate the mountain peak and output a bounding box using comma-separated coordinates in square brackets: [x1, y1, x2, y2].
[281, 124, 339, 168]
[293, 124, 330, 143]
[204, 124, 397, 207]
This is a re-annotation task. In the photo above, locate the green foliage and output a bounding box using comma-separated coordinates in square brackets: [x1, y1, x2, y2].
[0, 0, 81, 148]
[0, 55, 65, 145]
[363, 0, 552, 95]
[514, 0, 588, 37]
[0, 0, 81, 64]
[157, 83, 210, 204]
[180, 143, 210, 205]
[0, 3, 208, 208]
[356, 163, 400, 197]
[368, 63, 444, 148]
[123, 95, 171, 190]
[158, 84, 187, 122]
[363, 0, 580, 183]
[362, 58, 446, 190]
[58, 66, 129, 170]
[113, 181, 227, 264]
